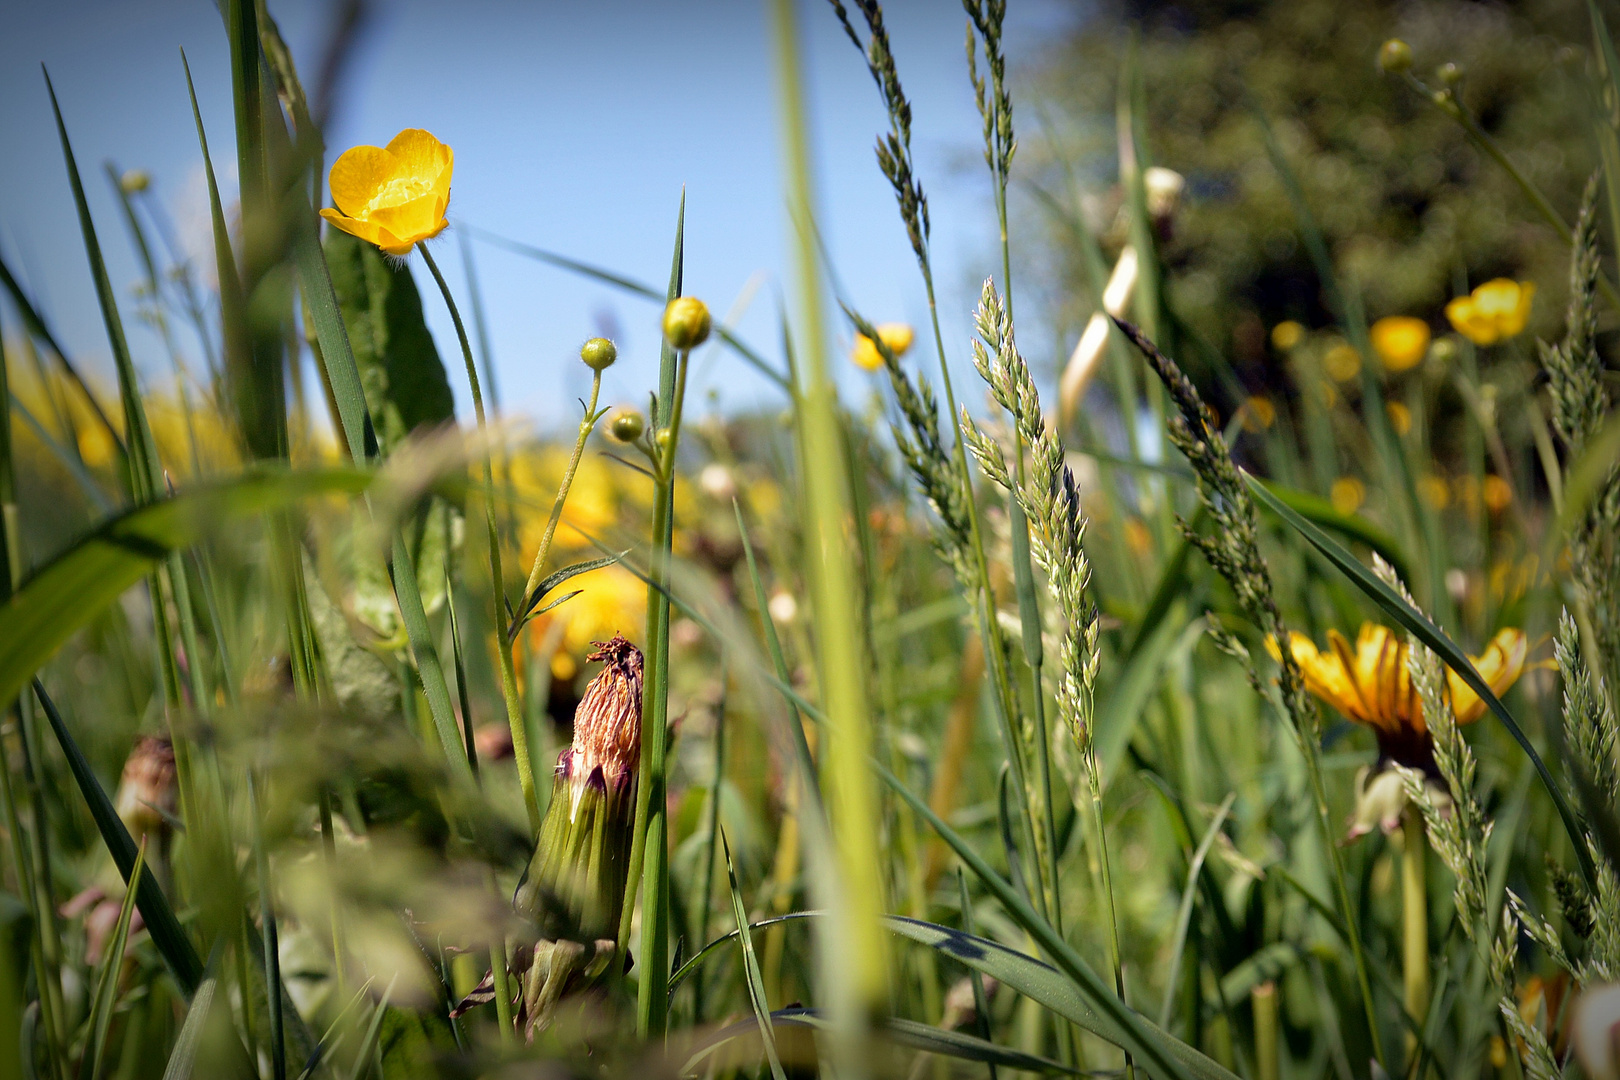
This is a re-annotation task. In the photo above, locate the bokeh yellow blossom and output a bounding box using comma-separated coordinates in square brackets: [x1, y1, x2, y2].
[321, 129, 453, 256]
[852, 323, 915, 371]
[1270, 320, 1304, 350]
[1323, 342, 1362, 382]
[1242, 395, 1276, 432]
[1445, 279, 1534, 346]
[1370, 316, 1430, 372]
[1385, 401, 1411, 435]
[1483, 474, 1512, 514]
[1330, 477, 1365, 515]
[1418, 474, 1450, 510]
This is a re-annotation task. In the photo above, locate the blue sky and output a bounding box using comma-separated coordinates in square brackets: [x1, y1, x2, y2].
[0, 0, 1077, 431]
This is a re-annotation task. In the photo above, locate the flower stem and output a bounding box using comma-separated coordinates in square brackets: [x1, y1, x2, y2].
[1253, 981, 1279, 1080]
[515, 371, 603, 626]
[419, 245, 540, 834]
[1402, 804, 1430, 1064]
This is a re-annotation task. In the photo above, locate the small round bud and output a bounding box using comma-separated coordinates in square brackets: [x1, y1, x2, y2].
[662, 296, 711, 350]
[120, 169, 151, 194]
[654, 427, 673, 452]
[1437, 62, 1463, 87]
[580, 337, 617, 371]
[1377, 39, 1413, 73]
[608, 408, 645, 443]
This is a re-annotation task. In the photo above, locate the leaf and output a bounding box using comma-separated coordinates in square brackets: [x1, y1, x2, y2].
[683, 1006, 1081, 1075]
[507, 551, 626, 638]
[1098, 613, 1190, 785]
[1218, 942, 1299, 1006]
[324, 228, 456, 454]
[347, 979, 396, 1080]
[723, 832, 786, 1080]
[32, 683, 202, 994]
[668, 913, 816, 996]
[80, 842, 146, 1080]
[1245, 471, 1598, 888]
[0, 467, 371, 717]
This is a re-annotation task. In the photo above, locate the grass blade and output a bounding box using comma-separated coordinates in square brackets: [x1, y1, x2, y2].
[1245, 472, 1598, 888]
[1157, 793, 1235, 1029]
[79, 840, 146, 1080]
[0, 467, 369, 715]
[160, 961, 219, 1080]
[724, 832, 787, 1080]
[684, 1006, 1082, 1075]
[459, 223, 789, 390]
[875, 761, 1235, 1080]
[32, 682, 203, 994]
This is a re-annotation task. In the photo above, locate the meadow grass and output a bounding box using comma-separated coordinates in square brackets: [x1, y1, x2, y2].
[2, 1, 1620, 1078]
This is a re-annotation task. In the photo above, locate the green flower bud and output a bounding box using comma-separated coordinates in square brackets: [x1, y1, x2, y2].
[1377, 39, 1413, 74]
[1437, 62, 1463, 87]
[515, 636, 643, 943]
[655, 427, 673, 452]
[119, 169, 151, 194]
[662, 296, 711, 349]
[608, 408, 645, 443]
[580, 337, 617, 371]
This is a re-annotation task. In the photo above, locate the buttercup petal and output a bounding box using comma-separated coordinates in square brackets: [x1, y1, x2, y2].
[385, 129, 453, 192]
[328, 145, 396, 218]
[321, 208, 390, 249]
[1446, 297, 1498, 346]
[368, 191, 447, 248]
[1501, 281, 1535, 338]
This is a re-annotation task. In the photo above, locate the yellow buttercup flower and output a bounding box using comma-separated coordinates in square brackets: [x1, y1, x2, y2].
[1330, 477, 1365, 515]
[321, 129, 453, 256]
[1269, 622, 1529, 758]
[1323, 342, 1362, 382]
[1445, 279, 1535, 346]
[852, 323, 915, 371]
[1369, 316, 1430, 372]
[1270, 321, 1305, 351]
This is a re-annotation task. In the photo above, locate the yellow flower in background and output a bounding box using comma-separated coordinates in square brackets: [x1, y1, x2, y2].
[321, 129, 453, 256]
[1418, 473, 1450, 510]
[1241, 395, 1276, 432]
[1323, 342, 1362, 382]
[1270, 622, 1529, 743]
[1370, 316, 1430, 372]
[852, 323, 915, 371]
[1385, 401, 1412, 435]
[1445, 279, 1535, 346]
[1483, 474, 1513, 514]
[1330, 477, 1365, 515]
[1270, 320, 1304, 351]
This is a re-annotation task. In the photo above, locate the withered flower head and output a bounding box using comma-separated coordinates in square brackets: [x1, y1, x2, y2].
[558, 635, 643, 809]
[516, 635, 644, 943]
[114, 735, 177, 840]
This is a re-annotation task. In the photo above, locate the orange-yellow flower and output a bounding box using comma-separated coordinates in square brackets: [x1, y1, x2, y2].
[1370, 316, 1430, 372]
[1269, 622, 1528, 758]
[1445, 279, 1535, 347]
[852, 323, 915, 371]
[321, 129, 453, 256]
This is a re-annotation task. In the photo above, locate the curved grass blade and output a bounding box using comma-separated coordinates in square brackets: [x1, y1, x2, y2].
[160, 961, 220, 1080]
[80, 841, 146, 1080]
[683, 1006, 1080, 1076]
[1256, 480, 1412, 588]
[956, 867, 999, 1080]
[0, 467, 370, 717]
[724, 832, 786, 1080]
[1158, 793, 1235, 1028]
[1246, 471, 1597, 888]
[33, 683, 203, 994]
[459, 223, 789, 390]
[668, 912, 817, 996]
[874, 762, 1237, 1080]
[0, 252, 125, 463]
[345, 978, 396, 1080]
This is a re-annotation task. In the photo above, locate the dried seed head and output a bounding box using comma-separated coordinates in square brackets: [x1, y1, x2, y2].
[114, 735, 177, 840]
[559, 635, 643, 798]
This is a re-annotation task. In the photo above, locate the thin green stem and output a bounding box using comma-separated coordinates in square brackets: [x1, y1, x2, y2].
[515, 370, 603, 628]
[419, 244, 539, 833]
[1088, 759, 1134, 1080]
[1402, 806, 1430, 1069]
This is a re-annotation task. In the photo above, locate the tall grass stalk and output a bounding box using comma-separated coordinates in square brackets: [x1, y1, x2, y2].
[772, 0, 889, 1059]
[419, 245, 535, 824]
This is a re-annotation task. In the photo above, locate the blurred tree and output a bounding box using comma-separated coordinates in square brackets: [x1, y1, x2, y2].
[1019, 0, 1596, 390]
